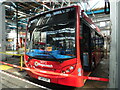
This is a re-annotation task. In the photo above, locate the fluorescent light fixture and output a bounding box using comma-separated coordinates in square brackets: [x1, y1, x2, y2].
[8, 25, 16, 28]
[4, 5, 15, 10]
[18, 13, 26, 17]
[100, 22, 106, 27]
[21, 23, 27, 25]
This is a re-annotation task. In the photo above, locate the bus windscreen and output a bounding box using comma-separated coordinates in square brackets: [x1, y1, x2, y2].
[27, 7, 76, 61]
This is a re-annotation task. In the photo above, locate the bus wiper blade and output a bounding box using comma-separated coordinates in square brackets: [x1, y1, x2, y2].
[46, 51, 64, 63]
[46, 51, 58, 60]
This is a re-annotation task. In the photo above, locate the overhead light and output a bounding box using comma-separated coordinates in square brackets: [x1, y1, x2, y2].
[8, 25, 16, 28]
[18, 13, 26, 17]
[4, 5, 15, 10]
[100, 22, 106, 27]
[21, 23, 27, 25]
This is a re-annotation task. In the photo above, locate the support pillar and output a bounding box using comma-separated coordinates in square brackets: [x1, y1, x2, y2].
[0, 3, 6, 61]
[109, 0, 120, 89]
[0, 2, 6, 90]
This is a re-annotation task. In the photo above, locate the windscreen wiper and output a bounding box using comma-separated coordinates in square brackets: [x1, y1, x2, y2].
[46, 51, 64, 63]
[46, 51, 57, 60]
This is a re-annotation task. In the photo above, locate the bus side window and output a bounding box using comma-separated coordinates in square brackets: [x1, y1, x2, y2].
[91, 31, 96, 51]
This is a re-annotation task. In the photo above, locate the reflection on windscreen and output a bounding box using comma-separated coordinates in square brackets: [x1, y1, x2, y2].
[27, 7, 76, 61]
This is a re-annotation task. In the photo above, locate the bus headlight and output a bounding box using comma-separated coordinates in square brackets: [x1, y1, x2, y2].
[70, 66, 74, 70]
[61, 64, 75, 74]
[66, 69, 70, 73]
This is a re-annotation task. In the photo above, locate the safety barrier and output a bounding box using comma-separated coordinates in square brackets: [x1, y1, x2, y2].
[0, 61, 109, 82]
[0, 51, 24, 71]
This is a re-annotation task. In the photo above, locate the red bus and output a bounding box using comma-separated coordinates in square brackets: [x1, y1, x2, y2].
[24, 5, 104, 87]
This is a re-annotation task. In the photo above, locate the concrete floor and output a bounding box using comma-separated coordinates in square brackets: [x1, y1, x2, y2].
[0, 56, 109, 89]
[83, 58, 109, 88]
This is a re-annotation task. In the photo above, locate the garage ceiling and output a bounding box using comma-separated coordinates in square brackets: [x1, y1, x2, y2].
[2, 0, 110, 34]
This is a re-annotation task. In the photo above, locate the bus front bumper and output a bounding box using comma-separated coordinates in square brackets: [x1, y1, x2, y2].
[27, 70, 84, 87]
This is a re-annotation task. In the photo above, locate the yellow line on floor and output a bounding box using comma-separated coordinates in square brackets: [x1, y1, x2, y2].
[0, 65, 13, 70]
[84, 72, 92, 83]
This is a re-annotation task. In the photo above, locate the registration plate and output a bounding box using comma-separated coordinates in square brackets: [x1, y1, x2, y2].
[38, 76, 50, 82]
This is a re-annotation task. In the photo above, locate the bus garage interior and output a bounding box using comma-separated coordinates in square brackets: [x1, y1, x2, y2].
[0, 0, 119, 89]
